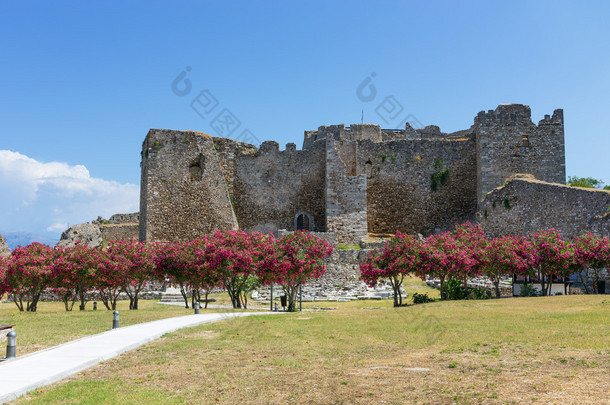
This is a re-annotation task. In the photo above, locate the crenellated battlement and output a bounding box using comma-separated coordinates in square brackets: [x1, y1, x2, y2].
[475, 104, 533, 125]
[475, 104, 565, 201]
[140, 104, 567, 244]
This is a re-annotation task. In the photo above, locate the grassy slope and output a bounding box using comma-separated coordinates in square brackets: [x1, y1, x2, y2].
[13, 280, 610, 404]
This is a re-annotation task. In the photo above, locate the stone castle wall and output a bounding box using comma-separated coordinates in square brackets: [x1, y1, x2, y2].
[108, 212, 140, 224]
[139, 129, 238, 242]
[212, 137, 258, 196]
[99, 223, 139, 243]
[475, 105, 565, 201]
[0, 234, 10, 257]
[233, 140, 327, 235]
[357, 136, 478, 236]
[478, 175, 610, 238]
[325, 139, 368, 244]
[139, 104, 568, 245]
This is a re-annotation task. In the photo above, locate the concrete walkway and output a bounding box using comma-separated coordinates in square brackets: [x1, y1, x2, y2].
[0, 312, 271, 403]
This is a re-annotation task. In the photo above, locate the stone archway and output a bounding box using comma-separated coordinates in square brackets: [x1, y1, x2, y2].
[294, 211, 314, 231]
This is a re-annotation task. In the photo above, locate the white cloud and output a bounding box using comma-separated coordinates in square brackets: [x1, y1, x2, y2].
[0, 150, 139, 239]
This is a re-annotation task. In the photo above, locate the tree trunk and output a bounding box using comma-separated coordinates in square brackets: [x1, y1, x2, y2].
[493, 278, 501, 298]
[542, 273, 553, 296]
[538, 270, 548, 296]
[79, 289, 87, 311]
[391, 277, 402, 307]
[14, 294, 24, 312]
[240, 292, 248, 309]
[578, 270, 591, 294]
[179, 283, 189, 308]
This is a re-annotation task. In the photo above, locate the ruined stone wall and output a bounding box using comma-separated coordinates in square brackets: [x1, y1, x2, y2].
[303, 124, 383, 149]
[475, 104, 565, 201]
[139, 129, 237, 242]
[212, 137, 257, 196]
[478, 175, 610, 238]
[100, 223, 139, 242]
[108, 212, 140, 224]
[326, 139, 368, 244]
[0, 234, 10, 257]
[357, 136, 478, 236]
[233, 140, 326, 235]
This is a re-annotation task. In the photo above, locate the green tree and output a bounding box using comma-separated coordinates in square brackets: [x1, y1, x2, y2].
[567, 176, 608, 189]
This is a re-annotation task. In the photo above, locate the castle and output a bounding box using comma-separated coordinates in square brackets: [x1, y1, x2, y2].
[138, 104, 610, 245]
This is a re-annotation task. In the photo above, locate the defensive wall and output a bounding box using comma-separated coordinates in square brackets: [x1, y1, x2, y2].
[139, 129, 237, 242]
[478, 174, 610, 239]
[139, 104, 573, 245]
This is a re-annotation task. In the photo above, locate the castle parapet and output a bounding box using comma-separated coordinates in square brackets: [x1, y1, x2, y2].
[475, 104, 532, 126]
[303, 123, 382, 149]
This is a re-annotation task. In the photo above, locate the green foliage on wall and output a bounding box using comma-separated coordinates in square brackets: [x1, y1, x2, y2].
[431, 158, 450, 192]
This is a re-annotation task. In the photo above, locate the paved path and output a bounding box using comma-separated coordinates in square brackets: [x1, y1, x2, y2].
[0, 312, 271, 403]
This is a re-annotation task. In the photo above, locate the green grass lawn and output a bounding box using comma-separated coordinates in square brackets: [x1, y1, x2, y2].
[11, 282, 610, 404]
[0, 295, 270, 356]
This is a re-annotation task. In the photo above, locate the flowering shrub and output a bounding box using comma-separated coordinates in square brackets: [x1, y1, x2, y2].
[196, 230, 274, 309]
[419, 227, 480, 300]
[527, 229, 579, 296]
[0, 256, 7, 298]
[1, 226, 607, 313]
[107, 239, 159, 310]
[4, 243, 54, 311]
[361, 223, 608, 300]
[95, 247, 125, 310]
[155, 239, 218, 308]
[263, 231, 333, 311]
[51, 243, 104, 311]
[360, 232, 421, 307]
[480, 236, 531, 298]
[574, 233, 610, 294]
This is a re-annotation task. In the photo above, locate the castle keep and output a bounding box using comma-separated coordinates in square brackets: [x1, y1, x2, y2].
[139, 104, 610, 244]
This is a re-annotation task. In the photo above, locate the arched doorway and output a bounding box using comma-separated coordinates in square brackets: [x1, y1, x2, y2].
[294, 212, 314, 231]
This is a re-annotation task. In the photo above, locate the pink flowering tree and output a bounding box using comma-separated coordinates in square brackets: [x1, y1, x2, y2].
[262, 231, 333, 312]
[419, 226, 480, 300]
[52, 243, 102, 311]
[360, 232, 421, 307]
[526, 229, 578, 296]
[155, 240, 213, 308]
[191, 240, 223, 309]
[49, 246, 79, 311]
[452, 222, 488, 280]
[0, 256, 7, 299]
[95, 247, 127, 310]
[197, 230, 274, 309]
[573, 233, 610, 294]
[107, 238, 159, 310]
[4, 243, 54, 312]
[481, 236, 531, 298]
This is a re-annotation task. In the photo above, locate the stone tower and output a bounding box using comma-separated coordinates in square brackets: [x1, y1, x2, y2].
[475, 104, 565, 200]
[139, 129, 238, 242]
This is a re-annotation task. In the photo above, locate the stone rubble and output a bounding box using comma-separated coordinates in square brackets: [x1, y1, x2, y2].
[0, 234, 10, 258]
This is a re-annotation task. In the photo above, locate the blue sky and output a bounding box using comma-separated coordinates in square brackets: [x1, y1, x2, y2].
[1, 0, 609, 241]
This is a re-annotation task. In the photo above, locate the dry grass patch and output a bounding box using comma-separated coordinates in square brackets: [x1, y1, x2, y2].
[17, 294, 610, 404]
[0, 297, 259, 355]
